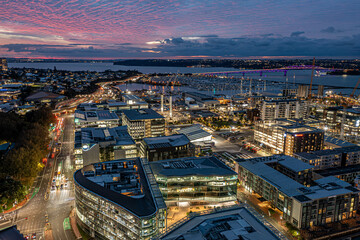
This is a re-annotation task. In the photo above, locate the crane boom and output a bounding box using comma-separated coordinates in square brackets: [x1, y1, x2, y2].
[350, 78, 360, 98]
[308, 57, 315, 99]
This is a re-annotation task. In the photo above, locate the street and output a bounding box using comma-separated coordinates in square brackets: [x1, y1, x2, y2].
[0, 115, 76, 240]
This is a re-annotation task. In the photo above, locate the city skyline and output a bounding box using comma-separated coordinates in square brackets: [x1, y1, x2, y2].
[0, 0, 359, 59]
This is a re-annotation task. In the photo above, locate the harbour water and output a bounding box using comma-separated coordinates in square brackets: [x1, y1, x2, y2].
[8, 62, 360, 95]
[8, 62, 237, 74]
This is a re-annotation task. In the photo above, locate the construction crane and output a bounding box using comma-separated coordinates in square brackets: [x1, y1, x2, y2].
[350, 78, 360, 98]
[308, 57, 315, 99]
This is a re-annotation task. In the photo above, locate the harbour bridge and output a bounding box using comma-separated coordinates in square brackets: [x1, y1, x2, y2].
[197, 65, 338, 77]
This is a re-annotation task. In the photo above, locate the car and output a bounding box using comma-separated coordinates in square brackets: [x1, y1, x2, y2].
[25, 236, 30, 240]
[31, 233, 36, 239]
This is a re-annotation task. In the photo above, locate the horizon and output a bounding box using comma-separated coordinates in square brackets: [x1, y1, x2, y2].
[1, 0, 359, 59]
[5, 56, 360, 61]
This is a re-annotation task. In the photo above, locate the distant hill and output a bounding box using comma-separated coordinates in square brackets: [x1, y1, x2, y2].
[114, 59, 360, 69]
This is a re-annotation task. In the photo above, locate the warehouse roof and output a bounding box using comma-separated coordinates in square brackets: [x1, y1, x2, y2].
[177, 124, 212, 142]
[143, 134, 190, 149]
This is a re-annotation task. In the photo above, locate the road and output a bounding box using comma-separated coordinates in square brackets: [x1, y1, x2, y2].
[0, 76, 122, 239]
[0, 115, 76, 240]
[47, 116, 76, 240]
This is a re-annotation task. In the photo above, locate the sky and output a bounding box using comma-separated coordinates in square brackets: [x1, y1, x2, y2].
[0, 0, 359, 59]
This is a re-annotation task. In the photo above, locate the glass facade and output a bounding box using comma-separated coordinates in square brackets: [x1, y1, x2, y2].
[155, 175, 238, 203]
[75, 184, 165, 240]
[74, 159, 166, 240]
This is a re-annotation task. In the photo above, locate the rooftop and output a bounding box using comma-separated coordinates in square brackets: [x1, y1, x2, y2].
[315, 164, 360, 177]
[237, 158, 304, 196]
[257, 119, 324, 134]
[161, 206, 281, 240]
[150, 156, 237, 177]
[74, 158, 161, 217]
[294, 145, 360, 160]
[75, 110, 119, 122]
[177, 124, 212, 142]
[342, 107, 360, 114]
[74, 126, 135, 148]
[0, 225, 24, 240]
[324, 135, 356, 147]
[185, 92, 214, 100]
[301, 176, 358, 201]
[123, 94, 142, 101]
[122, 108, 164, 120]
[237, 156, 358, 201]
[276, 155, 314, 172]
[25, 91, 65, 101]
[143, 134, 190, 149]
[263, 99, 298, 103]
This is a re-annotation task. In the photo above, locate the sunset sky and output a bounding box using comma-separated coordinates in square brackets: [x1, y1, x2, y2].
[0, 0, 359, 59]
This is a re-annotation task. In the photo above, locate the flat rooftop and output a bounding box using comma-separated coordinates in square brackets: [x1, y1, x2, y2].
[257, 119, 323, 134]
[237, 157, 358, 201]
[0, 226, 24, 240]
[161, 206, 281, 240]
[123, 94, 142, 101]
[324, 135, 356, 148]
[122, 108, 164, 120]
[295, 177, 359, 202]
[143, 134, 190, 149]
[186, 92, 214, 100]
[74, 158, 160, 217]
[75, 110, 119, 122]
[295, 145, 360, 160]
[264, 99, 298, 103]
[276, 155, 314, 172]
[315, 164, 360, 177]
[150, 156, 237, 177]
[75, 126, 135, 148]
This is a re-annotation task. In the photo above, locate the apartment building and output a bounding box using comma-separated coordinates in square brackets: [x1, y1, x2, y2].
[235, 155, 359, 229]
[254, 119, 324, 155]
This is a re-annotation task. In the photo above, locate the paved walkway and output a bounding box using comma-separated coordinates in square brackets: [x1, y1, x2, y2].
[70, 208, 82, 239]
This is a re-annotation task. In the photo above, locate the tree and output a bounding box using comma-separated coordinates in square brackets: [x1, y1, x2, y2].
[25, 106, 56, 127]
[0, 178, 27, 212]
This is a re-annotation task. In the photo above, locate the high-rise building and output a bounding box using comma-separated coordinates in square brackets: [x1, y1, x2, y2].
[297, 85, 309, 98]
[122, 109, 165, 140]
[254, 119, 324, 155]
[312, 106, 360, 138]
[260, 99, 308, 121]
[74, 158, 167, 240]
[318, 85, 324, 97]
[139, 134, 195, 162]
